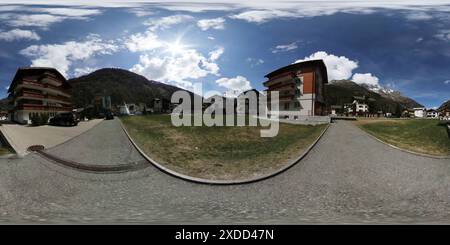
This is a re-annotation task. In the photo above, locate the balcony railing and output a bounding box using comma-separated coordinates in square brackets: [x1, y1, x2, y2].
[20, 81, 71, 98]
[16, 103, 72, 111]
[16, 91, 45, 99]
[15, 91, 71, 104]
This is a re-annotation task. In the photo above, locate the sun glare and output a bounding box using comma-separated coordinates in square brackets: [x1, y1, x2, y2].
[166, 39, 187, 55]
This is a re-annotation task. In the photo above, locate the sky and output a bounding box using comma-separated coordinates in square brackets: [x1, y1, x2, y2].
[0, 1, 449, 108]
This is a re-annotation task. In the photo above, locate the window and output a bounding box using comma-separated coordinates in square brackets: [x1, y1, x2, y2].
[294, 75, 303, 85]
[284, 103, 290, 110]
[294, 102, 300, 108]
[295, 88, 301, 96]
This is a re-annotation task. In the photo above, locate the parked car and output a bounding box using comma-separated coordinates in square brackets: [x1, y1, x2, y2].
[49, 112, 78, 126]
[105, 111, 114, 120]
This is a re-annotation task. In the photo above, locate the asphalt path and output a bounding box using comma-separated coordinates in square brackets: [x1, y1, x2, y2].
[0, 120, 449, 224]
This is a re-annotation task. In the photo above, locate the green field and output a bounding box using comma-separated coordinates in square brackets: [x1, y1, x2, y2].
[355, 119, 450, 156]
[121, 114, 327, 180]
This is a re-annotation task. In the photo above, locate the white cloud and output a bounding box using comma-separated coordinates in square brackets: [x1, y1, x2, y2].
[208, 47, 224, 61]
[0, 14, 67, 28]
[144, 14, 194, 31]
[130, 47, 221, 90]
[0, 29, 40, 41]
[32, 7, 101, 17]
[127, 8, 154, 17]
[207, 36, 215, 40]
[216, 75, 252, 92]
[73, 66, 98, 77]
[227, 1, 450, 23]
[20, 34, 119, 77]
[0, 7, 101, 28]
[230, 9, 298, 23]
[404, 12, 433, 20]
[351, 73, 380, 87]
[295, 51, 358, 81]
[246, 57, 264, 67]
[435, 30, 450, 42]
[272, 42, 298, 53]
[444, 80, 450, 84]
[197, 17, 225, 31]
[125, 31, 162, 52]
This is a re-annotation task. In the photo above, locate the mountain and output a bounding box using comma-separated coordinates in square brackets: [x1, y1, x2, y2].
[0, 97, 11, 111]
[325, 80, 423, 115]
[438, 100, 450, 111]
[360, 83, 422, 109]
[68, 68, 191, 108]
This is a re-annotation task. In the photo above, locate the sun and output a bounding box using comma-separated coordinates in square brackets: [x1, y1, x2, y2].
[165, 39, 187, 55]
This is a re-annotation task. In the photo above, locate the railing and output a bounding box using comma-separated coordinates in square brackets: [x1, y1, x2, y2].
[46, 94, 71, 103]
[17, 104, 72, 111]
[15, 90, 71, 104]
[20, 81, 71, 98]
[268, 82, 295, 90]
[16, 91, 44, 99]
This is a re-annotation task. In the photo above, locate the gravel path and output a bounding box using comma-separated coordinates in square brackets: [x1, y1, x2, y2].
[0, 120, 449, 224]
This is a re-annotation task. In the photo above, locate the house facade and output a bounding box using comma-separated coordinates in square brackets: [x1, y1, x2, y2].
[236, 89, 262, 115]
[413, 107, 426, 118]
[263, 60, 328, 119]
[203, 94, 236, 115]
[352, 96, 369, 115]
[426, 109, 439, 118]
[8, 67, 72, 124]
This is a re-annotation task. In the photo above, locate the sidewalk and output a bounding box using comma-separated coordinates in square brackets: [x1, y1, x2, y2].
[0, 119, 103, 157]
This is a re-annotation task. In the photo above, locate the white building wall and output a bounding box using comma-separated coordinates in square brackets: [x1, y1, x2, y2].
[414, 109, 426, 118]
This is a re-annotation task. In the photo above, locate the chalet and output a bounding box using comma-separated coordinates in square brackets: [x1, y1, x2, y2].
[263, 60, 328, 119]
[7, 67, 72, 124]
[330, 105, 343, 115]
[413, 107, 426, 118]
[426, 109, 439, 118]
[352, 96, 369, 116]
[439, 109, 450, 120]
[203, 94, 236, 115]
[236, 89, 263, 115]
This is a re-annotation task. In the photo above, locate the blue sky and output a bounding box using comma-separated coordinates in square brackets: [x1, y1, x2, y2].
[0, 1, 449, 108]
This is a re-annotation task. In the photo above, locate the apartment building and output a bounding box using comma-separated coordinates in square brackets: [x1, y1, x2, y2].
[8, 67, 72, 124]
[263, 60, 328, 119]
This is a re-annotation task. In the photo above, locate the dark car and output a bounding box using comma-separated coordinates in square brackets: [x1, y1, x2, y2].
[49, 112, 78, 126]
[105, 111, 114, 120]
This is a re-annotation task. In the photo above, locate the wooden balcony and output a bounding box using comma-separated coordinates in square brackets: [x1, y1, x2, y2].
[19, 80, 71, 98]
[16, 103, 72, 111]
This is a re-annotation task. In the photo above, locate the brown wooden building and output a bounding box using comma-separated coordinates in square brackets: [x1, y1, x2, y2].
[263, 60, 328, 119]
[8, 67, 72, 124]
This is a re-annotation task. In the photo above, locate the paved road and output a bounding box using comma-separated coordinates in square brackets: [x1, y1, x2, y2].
[0, 120, 449, 223]
[46, 119, 144, 166]
[0, 119, 102, 157]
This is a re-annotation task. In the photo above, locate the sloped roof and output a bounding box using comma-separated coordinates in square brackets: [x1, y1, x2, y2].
[7, 67, 68, 93]
[264, 59, 328, 83]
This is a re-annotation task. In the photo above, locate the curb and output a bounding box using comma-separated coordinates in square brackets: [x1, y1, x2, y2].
[0, 126, 22, 157]
[0, 153, 19, 159]
[33, 149, 150, 173]
[119, 118, 330, 185]
[355, 123, 450, 160]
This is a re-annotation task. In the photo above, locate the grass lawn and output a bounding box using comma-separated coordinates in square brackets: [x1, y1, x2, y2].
[121, 114, 327, 180]
[355, 119, 450, 156]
